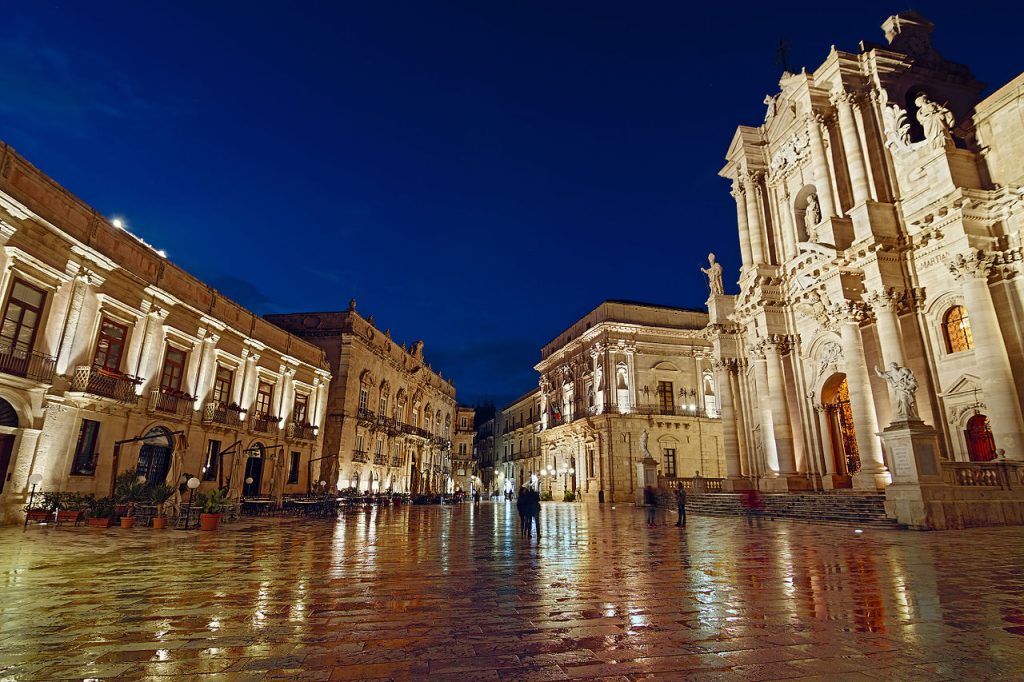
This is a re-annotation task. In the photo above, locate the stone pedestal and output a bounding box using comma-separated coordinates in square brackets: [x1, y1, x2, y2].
[760, 475, 811, 492]
[635, 456, 658, 506]
[879, 419, 945, 528]
[722, 477, 755, 492]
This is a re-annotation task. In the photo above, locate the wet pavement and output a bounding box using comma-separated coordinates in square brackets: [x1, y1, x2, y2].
[1, 502, 1022, 681]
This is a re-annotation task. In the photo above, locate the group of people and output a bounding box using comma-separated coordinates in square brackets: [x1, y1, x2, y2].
[515, 486, 542, 537]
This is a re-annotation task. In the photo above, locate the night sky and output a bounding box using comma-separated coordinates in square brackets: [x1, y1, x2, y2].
[2, 2, 1019, 407]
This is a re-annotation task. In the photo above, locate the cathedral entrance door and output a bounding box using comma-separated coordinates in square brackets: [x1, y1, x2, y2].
[823, 374, 859, 486]
[965, 414, 996, 462]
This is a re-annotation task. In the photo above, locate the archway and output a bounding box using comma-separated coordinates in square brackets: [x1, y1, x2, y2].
[822, 374, 860, 480]
[965, 414, 996, 462]
[136, 426, 174, 484]
[0, 397, 18, 494]
[244, 443, 265, 497]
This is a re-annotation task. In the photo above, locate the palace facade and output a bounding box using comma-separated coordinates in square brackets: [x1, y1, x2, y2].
[536, 301, 725, 503]
[451, 405, 476, 493]
[707, 13, 1024, 523]
[266, 309, 457, 495]
[494, 388, 542, 496]
[0, 142, 331, 523]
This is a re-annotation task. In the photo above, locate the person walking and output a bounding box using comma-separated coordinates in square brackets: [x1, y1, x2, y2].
[526, 486, 541, 538]
[741, 488, 764, 528]
[516, 486, 527, 536]
[643, 485, 658, 527]
[674, 485, 686, 527]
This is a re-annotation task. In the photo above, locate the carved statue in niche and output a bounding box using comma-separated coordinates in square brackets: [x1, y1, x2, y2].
[915, 93, 955, 150]
[616, 364, 628, 390]
[763, 94, 778, 123]
[875, 362, 920, 420]
[701, 252, 724, 296]
[804, 192, 821, 228]
[594, 362, 603, 391]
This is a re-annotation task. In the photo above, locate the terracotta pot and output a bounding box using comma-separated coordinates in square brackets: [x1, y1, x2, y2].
[152, 516, 167, 529]
[57, 510, 85, 524]
[120, 516, 136, 529]
[25, 510, 52, 523]
[199, 513, 222, 531]
[88, 517, 114, 528]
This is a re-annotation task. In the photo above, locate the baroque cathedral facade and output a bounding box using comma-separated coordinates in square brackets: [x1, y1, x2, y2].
[706, 12, 1024, 512]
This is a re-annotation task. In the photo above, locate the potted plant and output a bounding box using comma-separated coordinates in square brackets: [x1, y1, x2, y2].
[57, 492, 90, 525]
[114, 469, 147, 527]
[198, 488, 229, 531]
[148, 483, 175, 529]
[86, 497, 116, 527]
[24, 492, 56, 524]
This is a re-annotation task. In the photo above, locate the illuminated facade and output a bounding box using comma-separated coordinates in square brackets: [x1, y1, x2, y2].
[536, 301, 725, 503]
[0, 143, 330, 523]
[475, 416, 495, 495]
[451, 406, 476, 493]
[267, 308, 457, 495]
[707, 14, 1024, 522]
[495, 389, 542, 495]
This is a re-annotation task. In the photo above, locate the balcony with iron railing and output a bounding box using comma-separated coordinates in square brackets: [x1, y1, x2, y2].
[202, 400, 246, 426]
[287, 421, 317, 441]
[0, 345, 56, 383]
[70, 366, 143, 404]
[391, 456, 402, 467]
[149, 388, 195, 418]
[352, 450, 370, 464]
[357, 406, 377, 424]
[373, 453, 387, 466]
[250, 413, 280, 434]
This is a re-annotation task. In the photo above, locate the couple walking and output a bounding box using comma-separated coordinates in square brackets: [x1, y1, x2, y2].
[516, 486, 541, 537]
[643, 485, 686, 528]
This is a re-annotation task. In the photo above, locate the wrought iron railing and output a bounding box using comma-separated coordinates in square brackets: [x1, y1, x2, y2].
[391, 456, 402, 467]
[357, 407, 377, 423]
[287, 422, 316, 441]
[250, 413, 279, 434]
[71, 366, 142, 403]
[352, 450, 370, 463]
[0, 345, 56, 383]
[149, 389, 195, 417]
[202, 401, 246, 425]
[373, 453, 387, 466]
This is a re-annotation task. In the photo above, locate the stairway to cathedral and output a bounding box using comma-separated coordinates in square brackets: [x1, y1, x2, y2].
[683, 492, 900, 529]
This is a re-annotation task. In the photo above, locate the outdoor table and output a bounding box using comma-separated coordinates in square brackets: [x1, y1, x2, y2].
[241, 499, 275, 516]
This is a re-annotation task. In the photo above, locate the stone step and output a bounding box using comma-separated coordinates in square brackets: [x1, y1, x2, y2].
[673, 492, 900, 528]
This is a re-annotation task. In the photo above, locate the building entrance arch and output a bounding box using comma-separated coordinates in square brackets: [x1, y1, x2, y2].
[136, 426, 174, 484]
[965, 414, 996, 462]
[244, 443, 265, 497]
[822, 374, 861, 479]
[0, 397, 18, 494]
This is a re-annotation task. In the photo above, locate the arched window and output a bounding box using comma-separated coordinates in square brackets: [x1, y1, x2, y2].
[943, 305, 974, 353]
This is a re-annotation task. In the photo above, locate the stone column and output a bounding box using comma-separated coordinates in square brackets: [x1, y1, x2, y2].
[729, 366, 750, 476]
[950, 252, 1024, 458]
[714, 360, 741, 478]
[137, 308, 169, 394]
[751, 348, 780, 476]
[744, 172, 766, 265]
[777, 187, 796, 259]
[836, 303, 889, 489]
[732, 182, 754, 269]
[239, 352, 260, 411]
[814, 404, 836, 478]
[194, 333, 219, 402]
[807, 113, 836, 218]
[56, 270, 94, 375]
[831, 90, 871, 207]
[869, 289, 907, 421]
[763, 338, 798, 475]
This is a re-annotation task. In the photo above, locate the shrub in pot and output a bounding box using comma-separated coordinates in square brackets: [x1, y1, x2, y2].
[148, 483, 175, 529]
[86, 497, 116, 528]
[198, 488, 229, 531]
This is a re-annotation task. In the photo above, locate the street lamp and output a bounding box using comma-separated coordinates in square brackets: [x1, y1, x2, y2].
[185, 476, 201, 529]
[24, 473, 43, 528]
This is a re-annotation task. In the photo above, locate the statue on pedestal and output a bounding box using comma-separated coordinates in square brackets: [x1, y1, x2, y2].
[701, 253, 724, 296]
[875, 362, 920, 420]
[804, 192, 821, 227]
[915, 93, 955, 150]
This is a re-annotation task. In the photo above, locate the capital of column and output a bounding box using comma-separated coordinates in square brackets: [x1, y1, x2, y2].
[203, 332, 220, 345]
[832, 300, 871, 325]
[147, 306, 170, 322]
[247, 352, 260, 364]
[712, 358, 738, 374]
[829, 89, 862, 109]
[866, 287, 905, 315]
[948, 250, 994, 282]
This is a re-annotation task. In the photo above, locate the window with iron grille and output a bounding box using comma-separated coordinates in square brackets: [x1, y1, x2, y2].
[70, 419, 100, 476]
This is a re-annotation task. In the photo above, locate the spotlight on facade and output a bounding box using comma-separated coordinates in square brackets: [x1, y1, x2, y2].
[112, 218, 125, 229]
[156, 249, 167, 258]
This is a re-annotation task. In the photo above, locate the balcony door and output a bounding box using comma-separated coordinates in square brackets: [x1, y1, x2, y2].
[0, 279, 46, 376]
[136, 427, 173, 485]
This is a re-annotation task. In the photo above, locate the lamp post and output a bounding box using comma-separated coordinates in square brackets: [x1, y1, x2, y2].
[23, 473, 43, 528]
[244, 476, 254, 499]
[185, 476, 201, 529]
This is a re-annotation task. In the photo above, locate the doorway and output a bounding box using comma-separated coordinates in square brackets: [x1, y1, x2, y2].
[244, 454, 264, 497]
[823, 374, 860, 480]
[136, 427, 173, 484]
[965, 414, 996, 462]
[0, 434, 14, 494]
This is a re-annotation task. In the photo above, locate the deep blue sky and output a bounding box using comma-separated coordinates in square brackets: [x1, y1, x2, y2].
[2, 2, 1019, 407]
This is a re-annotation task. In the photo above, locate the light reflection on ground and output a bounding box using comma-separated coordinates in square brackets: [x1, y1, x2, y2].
[0, 501, 1022, 679]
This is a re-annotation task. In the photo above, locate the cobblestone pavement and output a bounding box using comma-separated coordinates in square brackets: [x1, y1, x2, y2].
[1, 502, 1023, 681]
